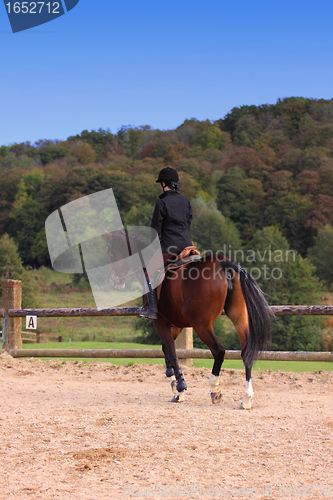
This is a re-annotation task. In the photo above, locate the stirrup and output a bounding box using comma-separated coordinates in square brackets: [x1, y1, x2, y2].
[145, 308, 158, 320]
[139, 303, 149, 318]
[140, 303, 158, 320]
[141, 311, 158, 320]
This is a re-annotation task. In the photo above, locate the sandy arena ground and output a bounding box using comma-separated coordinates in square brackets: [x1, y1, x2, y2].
[0, 352, 332, 500]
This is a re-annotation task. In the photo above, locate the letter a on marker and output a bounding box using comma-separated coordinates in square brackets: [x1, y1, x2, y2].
[26, 315, 37, 330]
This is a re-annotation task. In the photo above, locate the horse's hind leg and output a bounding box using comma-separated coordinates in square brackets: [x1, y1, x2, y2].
[191, 324, 225, 404]
[226, 313, 253, 409]
[224, 283, 253, 409]
[237, 323, 254, 409]
[241, 366, 254, 410]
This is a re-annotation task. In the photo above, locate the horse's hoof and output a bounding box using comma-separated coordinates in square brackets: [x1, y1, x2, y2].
[240, 401, 252, 410]
[171, 391, 185, 403]
[210, 391, 222, 404]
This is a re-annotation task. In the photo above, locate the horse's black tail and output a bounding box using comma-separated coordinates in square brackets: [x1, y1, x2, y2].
[221, 260, 272, 367]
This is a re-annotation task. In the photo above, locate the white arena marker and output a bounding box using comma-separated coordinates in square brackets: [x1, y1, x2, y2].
[26, 314, 37, 330]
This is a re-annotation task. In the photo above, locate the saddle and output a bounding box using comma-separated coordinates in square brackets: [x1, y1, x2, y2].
[156, 246, 202, 301]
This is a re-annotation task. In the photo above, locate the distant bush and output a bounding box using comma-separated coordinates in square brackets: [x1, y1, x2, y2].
[0, 234, 38, 308]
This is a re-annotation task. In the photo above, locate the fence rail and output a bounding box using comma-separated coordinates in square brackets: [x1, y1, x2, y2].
[1, 349, 332, 362]
[2, 307, 141, 317]
[2, 305, 333, 317]
[1, 331, 62, 343]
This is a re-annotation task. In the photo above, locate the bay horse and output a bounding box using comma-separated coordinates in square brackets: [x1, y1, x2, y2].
[103, 230, 272, 409]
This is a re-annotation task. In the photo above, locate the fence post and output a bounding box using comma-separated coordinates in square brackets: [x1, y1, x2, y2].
[175, 327, 193, 367]
[2, 280, 22, 350]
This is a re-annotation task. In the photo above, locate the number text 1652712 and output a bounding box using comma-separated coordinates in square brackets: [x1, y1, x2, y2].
[5, 2, 60, 14]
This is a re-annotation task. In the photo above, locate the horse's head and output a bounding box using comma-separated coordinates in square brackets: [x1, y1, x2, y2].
[103, 229, 131, 291]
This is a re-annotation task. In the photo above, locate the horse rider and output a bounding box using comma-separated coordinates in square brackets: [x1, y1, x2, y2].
[140, 166, 194, 320]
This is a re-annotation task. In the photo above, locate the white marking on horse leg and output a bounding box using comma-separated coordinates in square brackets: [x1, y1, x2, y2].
[209, 374, 220, 394]
[209, 374, 222, 404]
[169, 375, 177, 395]
[240, 379, 254, 410]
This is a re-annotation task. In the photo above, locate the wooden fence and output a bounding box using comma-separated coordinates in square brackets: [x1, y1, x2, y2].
[0, 279, 332, 363]
[0, 331, 62, 343]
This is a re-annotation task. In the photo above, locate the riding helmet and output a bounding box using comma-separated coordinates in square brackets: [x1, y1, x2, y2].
[156, 166, 179, 183]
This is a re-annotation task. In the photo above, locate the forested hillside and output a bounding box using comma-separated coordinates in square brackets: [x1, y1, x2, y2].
[1, 96, 333, 350]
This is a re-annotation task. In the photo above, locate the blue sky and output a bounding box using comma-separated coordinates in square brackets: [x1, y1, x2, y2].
[1, 0, 333, 145]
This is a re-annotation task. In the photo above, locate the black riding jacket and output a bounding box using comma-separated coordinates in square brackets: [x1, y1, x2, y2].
[151, 190, 193, 254]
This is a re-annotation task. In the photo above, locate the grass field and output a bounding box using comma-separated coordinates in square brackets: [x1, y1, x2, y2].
[21, 341, 333, 372]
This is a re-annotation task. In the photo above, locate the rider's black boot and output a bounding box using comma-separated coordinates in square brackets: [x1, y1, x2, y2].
[139, 279, 158, 320]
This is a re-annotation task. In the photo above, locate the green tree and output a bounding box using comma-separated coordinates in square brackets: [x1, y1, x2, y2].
[117, 126, 151, 157]
[67, 128, 115, 159]
[195, 127, 230, 150]
[191, 197, 242, 253]
[0, 234, 38, 308]
[24, 168, 44, 196]
[176, 159, 201, 180]
[0, 145, 10, 158]
[264, 193, 312, 254]
[318, 165, 333, 196]
[217, 104, 260, 136]
[34, 140, 67, 165]
[296, 115, 333, 148]
[10, 141, 35, 157]
[275, 96, 313, 139]
[216, 167, 265, 240]
[233, 115, 261, 148]
[278, 147, 330, 176]
[148, 136, 177, 159]
[177, 118, 213, 146]
[10, 178, 28, 217]
[30, 228, 50, 267]
[308, 225, 333, 287]
[0, 153, 36, 171]
[10, 198, 48, 265]
[123, 203, 155, 227]
[216, 167, 248, 217]
[244, 227, 323, 350]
